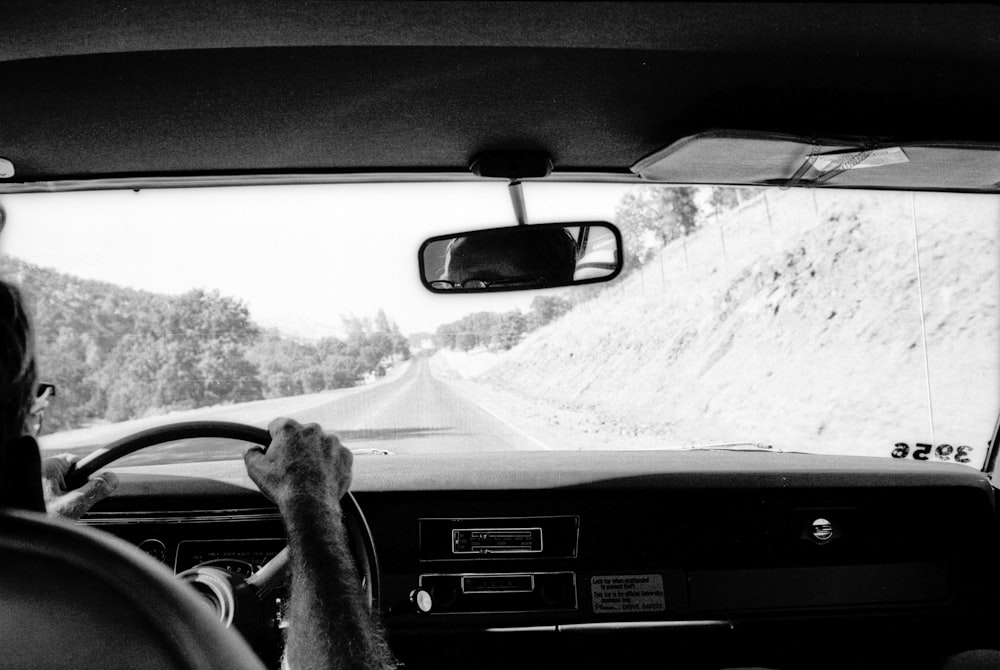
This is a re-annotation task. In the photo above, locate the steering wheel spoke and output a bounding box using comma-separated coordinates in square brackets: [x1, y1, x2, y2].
[247, 546, 289, 599]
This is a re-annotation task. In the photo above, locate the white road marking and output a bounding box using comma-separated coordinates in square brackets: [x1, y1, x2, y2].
[465, 397, 553, 451]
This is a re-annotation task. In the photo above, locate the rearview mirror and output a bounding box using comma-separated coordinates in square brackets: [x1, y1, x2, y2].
[419, 222, 622, 293]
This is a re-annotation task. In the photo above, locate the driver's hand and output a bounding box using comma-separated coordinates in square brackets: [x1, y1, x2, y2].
[41, 454, 119, 520]
[244, 417, 353, 510]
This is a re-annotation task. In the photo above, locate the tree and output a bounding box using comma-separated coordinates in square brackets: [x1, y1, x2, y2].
[162, 289, 261, 407]
[707, 186, 762, 215]
[388, 320, 411, 360]
[248, 332, 319, 398]
[455, 332, 477, 352]
[100, 332, 166, 421]
[359, 345, 382, 371]
[614, 186, 700, 272]
[708, 186, 742, 212]
[374, 308, 392, 333]
[323, 355, 362, 388]
[295, 366, 328, 394]
[38, 329, 105, 431]
[392, 331, 411, 360]
[342, 313, 401, 376]
[7, 255, 412, 425]
[198, 341, 263, 404]
[495, 310, 527, 350]
[262, 371, 302, 398]
[435, 323, 458, 350]
[528, 296, 573, 330]
[317, 337, 348, 359]
[369, 332, 395, 362]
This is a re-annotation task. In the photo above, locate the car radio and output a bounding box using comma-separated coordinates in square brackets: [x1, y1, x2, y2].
[419, 516, 579, 561]
[415, 516, 580, 613]
[418, 571, 577, 614]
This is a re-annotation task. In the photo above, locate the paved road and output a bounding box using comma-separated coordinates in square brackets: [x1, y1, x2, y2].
[286, 356, 544, 454]
[43, 355, 546, 466]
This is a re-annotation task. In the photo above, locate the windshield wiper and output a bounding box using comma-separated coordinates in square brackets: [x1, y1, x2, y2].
[681, 441, 779, 452]
[350, 448, 394, 456]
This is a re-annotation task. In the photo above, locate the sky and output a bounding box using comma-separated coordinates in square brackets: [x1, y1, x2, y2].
[0, 181, 636, 338]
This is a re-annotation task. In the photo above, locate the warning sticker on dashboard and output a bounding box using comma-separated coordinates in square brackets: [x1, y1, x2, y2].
[591, 574, 665, 613]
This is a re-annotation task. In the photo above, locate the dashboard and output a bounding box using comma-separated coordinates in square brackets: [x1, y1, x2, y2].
[83, 450, 1000, 670]
[87, 512, 286, 576]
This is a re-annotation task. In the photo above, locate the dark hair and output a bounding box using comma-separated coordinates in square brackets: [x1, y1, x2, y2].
[0, 280, 37, 448]
[445, 227, 577, 282]
[525, 228, 577, 282]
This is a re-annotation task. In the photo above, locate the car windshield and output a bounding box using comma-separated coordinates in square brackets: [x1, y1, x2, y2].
[1, 182, 997, 470]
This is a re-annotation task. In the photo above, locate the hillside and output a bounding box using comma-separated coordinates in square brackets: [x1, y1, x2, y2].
[4, 256, 162, 350]
[1, 257, 409, 432]
[473, 189, 999, 459]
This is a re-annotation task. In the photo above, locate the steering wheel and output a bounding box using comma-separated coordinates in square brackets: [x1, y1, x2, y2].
[63, 420, 380, 655]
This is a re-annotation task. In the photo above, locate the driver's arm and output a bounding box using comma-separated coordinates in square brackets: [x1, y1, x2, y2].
[244, 418, 395, 670]
[41, 453, 118, 520]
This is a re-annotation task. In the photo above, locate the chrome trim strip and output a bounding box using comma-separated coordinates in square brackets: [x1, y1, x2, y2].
[0, 171, 640, 194]
[85, 508, 277, 517]
[81, 509, 281, 525]
[81, 515, 280, 525]
[558, 620, 733, 633]
[484, 620, 733, 634]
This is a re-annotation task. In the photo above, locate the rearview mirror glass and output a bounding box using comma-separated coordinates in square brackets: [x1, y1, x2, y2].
[419, 222, 622, 293]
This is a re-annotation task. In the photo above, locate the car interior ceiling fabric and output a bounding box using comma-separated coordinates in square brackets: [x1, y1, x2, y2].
[2, 3, 998, 184]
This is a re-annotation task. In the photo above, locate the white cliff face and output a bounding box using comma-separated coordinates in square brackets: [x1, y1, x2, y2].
[481, 189, 1000, 465]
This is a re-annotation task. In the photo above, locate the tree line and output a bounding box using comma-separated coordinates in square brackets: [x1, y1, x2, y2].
[434, 295, 574, 352]
[614, 185, 758, 274]
[3, 257, 408, 432]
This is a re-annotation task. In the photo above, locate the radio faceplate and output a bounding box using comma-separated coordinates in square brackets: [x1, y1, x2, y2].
[452, 527, 543, 554]
[419, 516, 579, 561]
[419, 572, 577, 614]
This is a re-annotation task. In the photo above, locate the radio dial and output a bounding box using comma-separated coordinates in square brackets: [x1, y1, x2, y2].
[409, 588, 433, 614]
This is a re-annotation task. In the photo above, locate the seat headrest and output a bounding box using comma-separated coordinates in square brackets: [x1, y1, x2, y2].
[0, 508, 266, 670]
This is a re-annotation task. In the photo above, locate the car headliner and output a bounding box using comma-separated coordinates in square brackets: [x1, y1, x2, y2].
[1, 2, 999, 186]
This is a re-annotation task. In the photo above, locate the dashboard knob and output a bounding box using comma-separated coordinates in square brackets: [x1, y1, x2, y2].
[409, 588, 433, 614]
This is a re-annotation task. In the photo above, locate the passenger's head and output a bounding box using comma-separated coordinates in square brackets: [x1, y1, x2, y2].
[439, 227, 576, 289]
[0, 280, 37, 448]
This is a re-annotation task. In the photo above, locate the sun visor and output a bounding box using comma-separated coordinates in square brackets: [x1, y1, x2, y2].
[631, 131, 1000, 191]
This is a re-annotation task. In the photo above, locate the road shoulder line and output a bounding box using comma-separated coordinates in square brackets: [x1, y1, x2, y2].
[466, 397, 553, 451]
